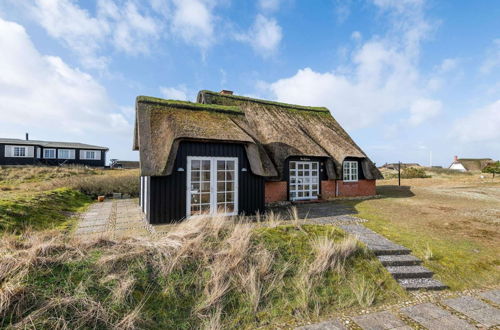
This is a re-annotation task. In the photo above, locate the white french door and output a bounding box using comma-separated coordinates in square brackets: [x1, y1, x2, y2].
[289, 161, 319, 201]
[186, 157, 238, 218]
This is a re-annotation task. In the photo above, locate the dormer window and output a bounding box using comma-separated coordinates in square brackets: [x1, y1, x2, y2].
[343, 161, 358, 182]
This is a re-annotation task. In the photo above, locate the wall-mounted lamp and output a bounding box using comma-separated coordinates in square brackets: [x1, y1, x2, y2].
[177, 167, 185, 172]
[241, 168, 248, 172]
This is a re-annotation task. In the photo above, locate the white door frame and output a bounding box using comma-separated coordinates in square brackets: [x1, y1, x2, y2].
[186, 156, 238, 218]
[289, 160, 320, 201]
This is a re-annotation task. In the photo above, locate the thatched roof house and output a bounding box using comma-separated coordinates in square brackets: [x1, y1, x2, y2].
[449, 156, 494, 172]
[134, 90, 382, 224]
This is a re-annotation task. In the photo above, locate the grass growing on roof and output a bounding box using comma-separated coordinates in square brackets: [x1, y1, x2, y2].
[199, 90, 330, 113]
[0, 218, 405, 329]
[137, 95, 243, 114]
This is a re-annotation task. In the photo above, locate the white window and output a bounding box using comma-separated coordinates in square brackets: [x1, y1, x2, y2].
[58, 149, 74, 159]
[343, 161, 359, 182]
[80, 150, 100, 160]
[186, 157, 238, 218]
[44, 149, 56, 159]
[13, 146, 27, 157]
[289, 161, 319, 201]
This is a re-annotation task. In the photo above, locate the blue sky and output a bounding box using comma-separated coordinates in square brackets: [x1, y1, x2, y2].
[0, 0, 499, 166]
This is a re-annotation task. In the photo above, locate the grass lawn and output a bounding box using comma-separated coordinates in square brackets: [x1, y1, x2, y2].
[344, 174, 500, 290]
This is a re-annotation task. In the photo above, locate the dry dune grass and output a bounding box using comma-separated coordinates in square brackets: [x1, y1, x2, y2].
[0, 214, 400, 329]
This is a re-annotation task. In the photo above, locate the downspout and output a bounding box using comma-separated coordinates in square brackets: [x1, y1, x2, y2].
[335, 179, 339, 197]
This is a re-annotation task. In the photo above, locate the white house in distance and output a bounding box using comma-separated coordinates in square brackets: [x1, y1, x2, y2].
[449, 156, 494, 172]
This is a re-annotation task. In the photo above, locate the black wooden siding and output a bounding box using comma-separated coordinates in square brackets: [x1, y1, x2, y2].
[0, 144, 106, 167]
[146, 141, 265, 224]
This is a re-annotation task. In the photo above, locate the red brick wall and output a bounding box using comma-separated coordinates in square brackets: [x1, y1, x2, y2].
[320, 180, 336, 199]
[337, 179, 376, 197]
[265, 181, 287, 203]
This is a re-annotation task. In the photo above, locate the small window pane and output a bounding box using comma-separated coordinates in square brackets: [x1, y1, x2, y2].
[226, 171, 234, 181]
[217, 161, 225, 170]
[191, 171, 200, 182]
[217, 182, 225, 192]
[202, 160, 211, 171]
[226, 203, 234, 213]
[191, 183, 200, 192]
[226, 192, 234, 202]
[200, 204, 210, 213]
[201, 182, 210, 192]
[191, 160, 201, 170]
[226, 181, 234, 192]
[226, 161, 234, 170]
[202, 171, 210, 181]
[201, 193, 210, 203]
[217, 171, 225, 181]
[217, 193, 225, 203]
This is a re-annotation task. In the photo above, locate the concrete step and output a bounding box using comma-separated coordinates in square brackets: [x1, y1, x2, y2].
[386, 265, 434, 279]
[397, 278, 448, 290]
[372, 247, 412, 256]
[378, 254, 422, 266]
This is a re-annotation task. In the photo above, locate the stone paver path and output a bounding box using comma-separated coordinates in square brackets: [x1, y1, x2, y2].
[296, 290, 500, 329]
[352, 311, 411, 330]
[296, 319, 346, 330]
[340, 224, 446, 291]
[75, 199, 150, 239]
[401, 302, 476, 329]
[444, 296, 500, 327]
[479, 289, 500, 305]
[74, 201, 112, 235]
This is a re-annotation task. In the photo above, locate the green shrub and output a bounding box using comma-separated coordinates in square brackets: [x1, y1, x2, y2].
[401, 167, 430, 179]
[69, 174, 139, 198]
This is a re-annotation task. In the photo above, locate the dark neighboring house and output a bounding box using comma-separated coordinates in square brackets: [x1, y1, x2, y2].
[448, 156, 494, 172]
[110, 160, 140, 169]
[379, 163, 421, 170]
[0, 136, 108, 167]
[134, 90, 383, 224]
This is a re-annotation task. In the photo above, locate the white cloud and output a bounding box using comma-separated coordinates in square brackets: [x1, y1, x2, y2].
[17, 0, 161, 68]
[408, 98, 442, 125]
[263, 0, 440, 129]
[171, 0, 215, 49]
[334, 0, 352, 24]
[0, 17, 130, 139]
[351, 31, 362, 41]
[238, 14, 282, 57]
[259, 0, 281, 12]
[480, 39, 500, 74]
[452, 100, 500, 143]
[160, 86, 189, 100]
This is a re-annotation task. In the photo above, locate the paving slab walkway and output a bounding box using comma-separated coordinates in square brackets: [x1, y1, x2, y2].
[296, 289, 500, 330]
[75, 199, 150, 239]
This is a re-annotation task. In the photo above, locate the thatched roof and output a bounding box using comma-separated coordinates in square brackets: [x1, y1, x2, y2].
[134, 92, 382, 180]
[453, 158, 494, 171]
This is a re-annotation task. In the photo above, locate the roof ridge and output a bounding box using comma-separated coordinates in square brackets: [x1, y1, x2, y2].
[198, 90, 330, 113]
[136, 95, 243, 114]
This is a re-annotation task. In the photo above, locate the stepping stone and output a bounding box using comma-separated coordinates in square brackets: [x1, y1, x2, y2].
[378, 255, 421, 266]
[479, 289, 500, 305]
[386, 265, 433, 279]
[401, 303, 475, 330]
[295, 319, 346, 330]
[397, 278, 447, 290]
[339, 225, 411, 255]
[352, 311, 411, 330]
[444, 296, 500, 327]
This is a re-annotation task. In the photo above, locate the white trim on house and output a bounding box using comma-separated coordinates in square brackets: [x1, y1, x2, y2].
[5, 145, 33, 158]
[58, 149, 75, 159]
[343, 161, 359, 182]
[186, 156, 238, 218]
[36, 147, 41, 159]
[44, 148, 56, 159]
[80, 150, 101, 160]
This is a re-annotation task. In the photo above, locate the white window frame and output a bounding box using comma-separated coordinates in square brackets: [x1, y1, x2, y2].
[343, 161, 359, 182]
[13, 146, 28, 157]
[186, 156, 238, 218]
[289, 161, 320, 201]
[44, 148, 56, 159]
[58, 149, 74, 159]
[83, 150, 97, 160]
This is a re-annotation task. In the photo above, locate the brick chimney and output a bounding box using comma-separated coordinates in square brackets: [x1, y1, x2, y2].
[454, 155, 458, 162]
[25, 132, 29, 141]
[220, 90, 233, 95]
